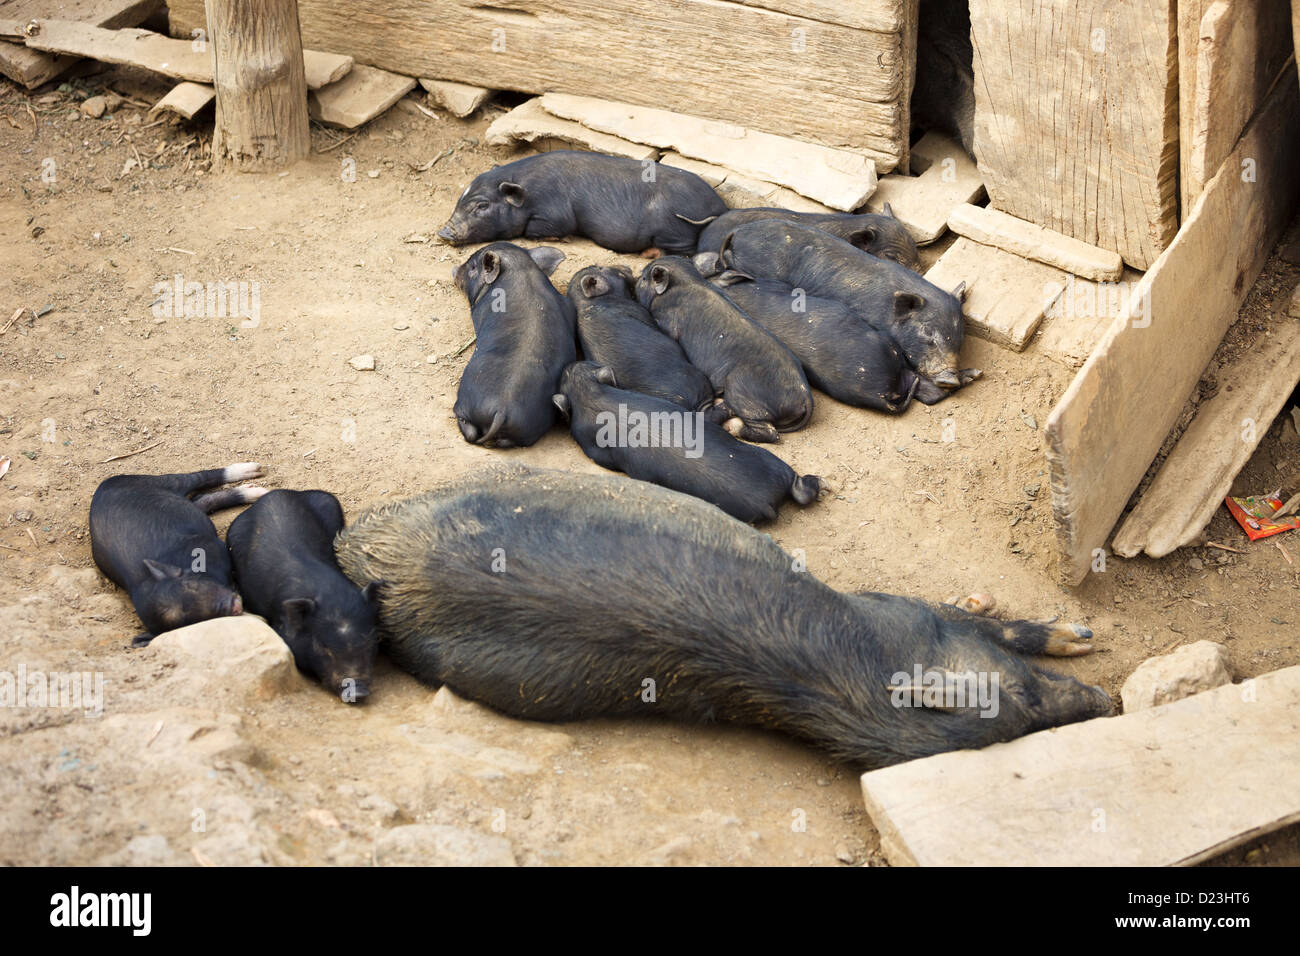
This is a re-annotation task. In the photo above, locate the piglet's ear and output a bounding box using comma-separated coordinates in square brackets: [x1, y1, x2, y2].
[848, 228, 877, 250]
[893, 290, 925, 317]
[650, 266, 671, 296]
[282, 598, 316, 634]
[143, 559, 183, 581]
[950, 280, 968, 303]
[580, 273, 609, 297]
[712, 270, 752, 287]
[883, 202, 896, 219]
[596, 366, 618, 386]
[481, 250, 500, 284]
[692, 251, 721, 276]
[499, 181, 526, 207]
[552, 393, 571, 419]
[528, 246, 565, 276]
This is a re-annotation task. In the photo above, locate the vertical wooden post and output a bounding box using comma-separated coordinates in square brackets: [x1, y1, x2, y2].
[205, 0, 310, 172]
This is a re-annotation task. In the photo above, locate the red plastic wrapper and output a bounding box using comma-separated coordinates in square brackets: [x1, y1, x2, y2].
[1224, 493, 1300, 541]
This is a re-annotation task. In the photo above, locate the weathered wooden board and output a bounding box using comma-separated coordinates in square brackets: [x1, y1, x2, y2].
[166, 0, 918, 172]
[861, 666, 1300, 867]
[484, 98, 658, 160]
[924, 237, 1064, 352]
[1177, 0, 1214, 220]
[14, 18, 351, 88]
[660, 153, 832, 213]
[1044, 67, 1300, 585]
[969, 0, 1179, 270]
[538, 93, 876, 212]
[147, 80, 213, 119]
[0, 0, 158, 88]
[864, 131, 983, 243]
[1113, 320, 1300, 558]
[419, 77, 491, 118]
[308, 63, 414, 129]
[947, 204, 1122, 282]
[1185, 1, 1295, 211]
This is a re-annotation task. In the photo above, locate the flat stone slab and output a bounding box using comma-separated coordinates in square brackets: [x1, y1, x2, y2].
[864, 131, 984, 243]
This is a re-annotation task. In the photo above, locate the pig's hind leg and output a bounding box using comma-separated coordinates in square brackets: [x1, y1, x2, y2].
[153, 462, 265, 497]
[191, 484, 269, 513]
[943, 609, 1095, 657]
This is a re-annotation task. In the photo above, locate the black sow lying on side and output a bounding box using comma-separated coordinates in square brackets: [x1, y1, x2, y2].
[696, 205, 921, 272]
[335, 466, 1112, 770]
[568, 265, 714, 411]
[555, 361, 823, 522]
[635, 256, 813, 443]
[717, 219, 978, 392]
[436, 150, 727, 255]
[227, 489, 379, 702]
[453, 242, 576, 448]
[89, 463, 267, 642]
[707, 269, 947, 410]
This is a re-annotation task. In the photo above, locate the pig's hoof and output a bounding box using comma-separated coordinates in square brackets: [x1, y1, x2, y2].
[224, 462, 265, 482]
[959, 368, 983, 385]
[947, 592, 997, 615]
[1042, 621, 1095, 657]
[723, 417, 746, 437]
[740, 421, 781, 443]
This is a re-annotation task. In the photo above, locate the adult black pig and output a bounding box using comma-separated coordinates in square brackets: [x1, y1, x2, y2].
[635, 257, 813, 443]
[89, 463, 266, 643]
[706, 269, 949, 411]
[696, 205, 921, 271]
[335, 466, 1112, 770]
[554, 361, 823, 522]
[714, 220, 978, 391]
[227, 489, 380, 703]
[453, 242, 576, 447]
[436, 150, 727, 255]
[568, 265, 714, 411]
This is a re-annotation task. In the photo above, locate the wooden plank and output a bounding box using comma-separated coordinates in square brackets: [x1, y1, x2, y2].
[147, 80, 214, 119]
[484, 98, 659, 161]
[924, 237, 1063, 352]
[970, 0, 1179, 270]
[166, 0, 917, 172]
[1113, 320, 1300, 558]
[419, 77, 491, 118]
[1034, 268, 1147, 369]
[16, 18, 351, 88]
[659, 153, 832, 213]
[1178, 0, 1214, 220]
[0, 0, 159, 88]
[730, 0, 906, 33]
[863, 131, 983, 243]
[861, 665, 1300, 867]
[1186, 1, 1294, 211]
[308, 62, 415, 129]
[947, 203, 1123, 282]
[1043, 67, 1300, 585]
[538, 93, 877, 212]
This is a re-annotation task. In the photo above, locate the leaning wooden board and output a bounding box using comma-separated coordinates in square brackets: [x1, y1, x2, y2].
[969, 0, 1179, 270]
[0, 0, 158, 87]
[861, 666, 1300, 867]
[1044, 66, 1300, 585]
[166, 0, 918, 173]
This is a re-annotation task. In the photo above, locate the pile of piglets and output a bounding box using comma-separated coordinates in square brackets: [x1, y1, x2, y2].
[437, 149, 976, 523]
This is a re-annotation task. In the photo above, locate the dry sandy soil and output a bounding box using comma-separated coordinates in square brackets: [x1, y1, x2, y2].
[1, 66, 1297, 866]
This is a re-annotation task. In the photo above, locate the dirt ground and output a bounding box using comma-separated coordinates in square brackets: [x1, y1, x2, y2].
[1, 66, 1298, 867]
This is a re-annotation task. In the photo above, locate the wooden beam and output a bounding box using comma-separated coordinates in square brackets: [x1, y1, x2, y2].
[861, 666, 1300, 867]
[538, 93, 877, 212]
[166, 0, 918, 172]
[1177, 0, 1214, 220]
[207, 0, 310, 172]
[1043, 66, 1300, 585]
[1112, 320, 1300, 558]
[947, 204, 1123, 282]
[969, 0, 1179, 270]
[0, 0, 160, 88]
[1185, 1, 1294, 210]
[14, 17, 350, 87]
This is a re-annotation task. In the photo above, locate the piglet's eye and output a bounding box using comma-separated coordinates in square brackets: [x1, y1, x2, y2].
[474, 201, 490, 212]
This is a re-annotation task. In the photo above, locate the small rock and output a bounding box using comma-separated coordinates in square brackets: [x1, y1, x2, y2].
[1023, 482, 1041, 499]
[1187, 557, 1204, 571]
[1120, 640, 1233, 712]
[393, 322, 409, 331]
[366, 170, 380, 179]
[427, 354, 437, 364]
[102, 91, 124, 114]
[374, 825, 516, 867]
[306, 808, 341, 829]
[150, 615, 306, 701]
[835, 844, 855, 864]
[1019, 412, 1037, 430]
[348, 354, 375, 371]
[80, 96, 107, 118]
[12, 510, 32, 522]
[642, 836, 693, 866]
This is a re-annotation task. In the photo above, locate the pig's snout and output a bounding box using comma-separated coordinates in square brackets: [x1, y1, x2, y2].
[436, 224, 458, 242]
[931, 369, 961, 389]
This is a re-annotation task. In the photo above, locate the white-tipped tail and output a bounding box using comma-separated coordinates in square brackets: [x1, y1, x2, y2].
[222, 462, 265, 483]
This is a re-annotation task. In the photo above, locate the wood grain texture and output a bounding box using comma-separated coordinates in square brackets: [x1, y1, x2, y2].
[1178, 0, 1214, 220]
[1186, 0, 1294, 210]
[167, 0, 917, 172]
[1113, 320, 1300, 558]
[147, 80, 214, 118]
[947, 203, 1123, 282]
[0, 0, 158, 87]
[861, 666, 1300, 867]
[207, 0, 309, 172]
[969, 0, 1178, 270]
[1044, 67, 1300, 585]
